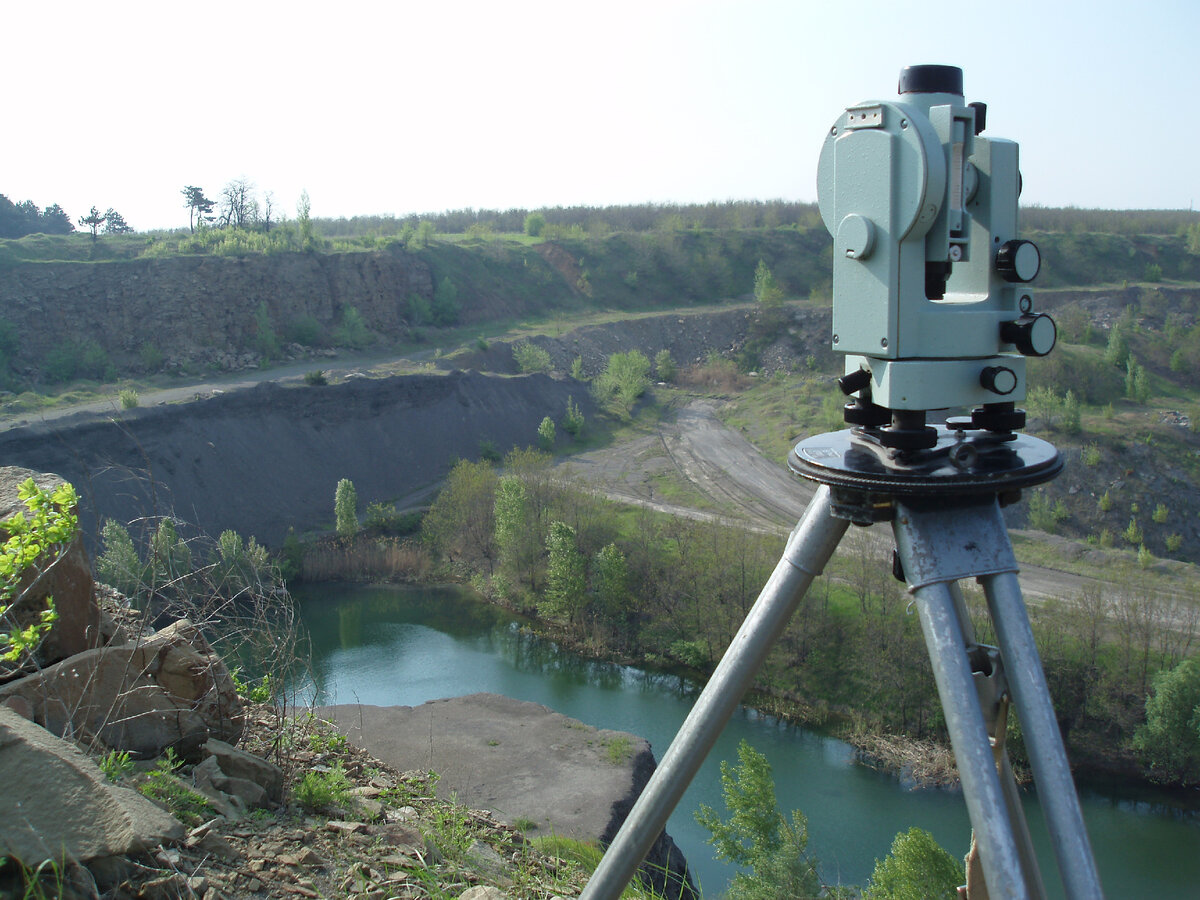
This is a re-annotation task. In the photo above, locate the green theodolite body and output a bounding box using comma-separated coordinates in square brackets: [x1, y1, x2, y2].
[817, 78, 1045, 412]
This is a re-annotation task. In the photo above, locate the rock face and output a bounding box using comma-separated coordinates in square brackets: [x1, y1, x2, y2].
[320, 693, 697, 900]
[0, 371, 597, 548]
[0, 618, 243, 757]
[0, 706, 185, 864]
[0, 466, 101, 677]
[0, 250, 433, 376]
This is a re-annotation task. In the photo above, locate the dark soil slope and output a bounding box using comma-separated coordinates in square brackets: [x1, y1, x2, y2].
[0, 371, 595, 546]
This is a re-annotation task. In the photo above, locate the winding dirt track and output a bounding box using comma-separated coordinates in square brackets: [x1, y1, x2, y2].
[558, 399, 1093, 603]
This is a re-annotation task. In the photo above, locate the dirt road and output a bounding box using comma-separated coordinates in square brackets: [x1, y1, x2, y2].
[559, 399, 1096, 603]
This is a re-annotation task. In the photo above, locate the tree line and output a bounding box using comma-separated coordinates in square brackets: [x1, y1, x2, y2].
[417, 436, 1200, 786]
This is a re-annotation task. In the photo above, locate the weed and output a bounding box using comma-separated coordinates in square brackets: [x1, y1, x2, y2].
[604, 735, 634, 765]
[293, 761, 354, 811]
[137, 768, 214, 826]
[513, 816, 539, 832]
[98, 749, 134, 782]
[303, 369, 328, 386]
[308, 729, 348, 754]
[118, 388, 139, 409]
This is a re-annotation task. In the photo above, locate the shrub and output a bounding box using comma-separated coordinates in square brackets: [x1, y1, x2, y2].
[119, 389, 139, 409]
[478, 439, 502, 463]
[1152, 504, 1169, 524]
[294, 762, 354, 810]
[287, 314, 326, 347]
[514, 342, 552, 374]
[333, 306, 372, 349]
[563, 396, 585, 437]
[253, 302, 280, 360]
[592, 350, 652, 416]
[1123, 517, 1143, 546]
[654, 349, 677, 382]
[537, 416, 556, 450]
[99, 749, 134, 783]
[1166, 534, 1184, 553]
[303, 369, 328, 386]
[524, 212, 546, 237]
[335, 479, 358, 537]
[139, 342, 165, 372]
[570, 356, 586, 380]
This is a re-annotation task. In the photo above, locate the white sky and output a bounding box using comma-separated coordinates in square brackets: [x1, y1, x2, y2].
[4, 0, 1198, 232]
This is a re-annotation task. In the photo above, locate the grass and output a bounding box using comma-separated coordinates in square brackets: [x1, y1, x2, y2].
[603, 735, 635, 765]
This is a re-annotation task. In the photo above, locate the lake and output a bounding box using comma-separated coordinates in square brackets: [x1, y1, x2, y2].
[292, 583, 1200, 898]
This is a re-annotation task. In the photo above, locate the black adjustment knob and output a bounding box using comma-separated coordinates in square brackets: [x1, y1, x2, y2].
[1001, 313, 1057, 357]
[838, 368, 872, 396]
[980, 365, 1017, 395]
[996, 240, 1041, 283]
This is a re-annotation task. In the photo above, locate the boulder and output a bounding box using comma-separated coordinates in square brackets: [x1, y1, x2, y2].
[201, 738, 284, 804]
[0, 618, 244, 758]
[0, 706, 184, 865]
[0, 467, 101, 679]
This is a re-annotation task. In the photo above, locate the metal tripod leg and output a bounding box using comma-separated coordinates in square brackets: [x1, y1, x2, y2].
[580, 486, 848, 900]
[895, 496, 1104, 900]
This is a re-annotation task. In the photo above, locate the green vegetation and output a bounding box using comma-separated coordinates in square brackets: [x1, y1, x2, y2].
[118, 388, 139, 408]
[863, 828, 964, 900]
[335, 478, 359, 537]
[1133, 657, 1200, 784]
[137, 750, 214, 826]
[1, 478, 78, 664]
[537, 415, 556, 450]
[592, 350, 652, 417]
[514, 341, 553, 373]
[98, 749, 134, 783]
[695, 740, 822, 900]
[293, 761, 355, 811]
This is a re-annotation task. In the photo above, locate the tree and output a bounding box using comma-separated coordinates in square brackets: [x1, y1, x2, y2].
[103, 208, 133, 234]
[39, 204, 74, 234]
[297, 190, 315, 250]
[654, 349, 677, 382]
[514, 342, 552, 373]
[432, 277, 460, 326]
[421, 459, 498, 566]
[335, 479, 358, 537]
[592, 542, 632, 625]
[537, 416, 556, 450]
[754, 259, 784, 309]
[543, 521, 585, 621]
[182, 185, 216, 232]
[219, 177, 257, 228]
[78, 205, 106, 241]
[695, 740, 821, 900]
[1133, 657, 1200, 785]
[592, 350, 651, 417]
[562, 396, 585, 437]
[524, 211, 546, 237]
[863, 827, 964, 900]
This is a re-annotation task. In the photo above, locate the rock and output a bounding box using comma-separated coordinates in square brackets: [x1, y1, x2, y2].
[193, 755, 264, 810]
[0, 466, 101, 678]
[201, 738, 284, 803]
[0, 618, 244, 757]
[0, 707, 184, 865]
[459, 887, 506, 900]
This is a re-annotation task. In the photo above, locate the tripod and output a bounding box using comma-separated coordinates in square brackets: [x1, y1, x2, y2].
[580, 426, 1104, 900]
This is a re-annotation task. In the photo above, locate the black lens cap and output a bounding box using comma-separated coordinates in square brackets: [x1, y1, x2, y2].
[898, 65, 964, 96]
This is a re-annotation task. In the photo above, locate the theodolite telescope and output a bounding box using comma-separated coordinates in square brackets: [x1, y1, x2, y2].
[817, 63, 1056, 449]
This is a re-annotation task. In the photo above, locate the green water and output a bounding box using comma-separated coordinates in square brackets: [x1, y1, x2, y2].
[293, 583, 1200, 898]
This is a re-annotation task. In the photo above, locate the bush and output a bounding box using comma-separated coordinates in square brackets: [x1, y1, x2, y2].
[654, 349, 677, 382]
[119, 388, 139, 409]
[592, 350, 651, 416]
[287, 314, 326, 347]
[293, 761, 354, 810]
[333, 306, 373, 349]
[514, 342, 552, 373]
[563, 396, 585, 437]
[303, 369, 328, 386]
[537, 416, 556, 450]
[863, 827, 964, 900]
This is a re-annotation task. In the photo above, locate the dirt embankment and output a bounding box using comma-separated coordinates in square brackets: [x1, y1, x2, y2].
[0, 370, 596, 547]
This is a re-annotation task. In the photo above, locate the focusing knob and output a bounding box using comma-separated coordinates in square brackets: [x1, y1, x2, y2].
[980, 366, 1018, 395]
[1001, 313, 1057, 357]
[996, 239, 1041, 283]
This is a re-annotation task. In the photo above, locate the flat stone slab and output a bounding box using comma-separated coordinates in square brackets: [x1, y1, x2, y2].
[319, 693, 649, 841]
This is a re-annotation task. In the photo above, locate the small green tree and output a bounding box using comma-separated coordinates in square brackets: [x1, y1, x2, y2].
[592, 542, 631, 625]
[254, 302, 280, 360]
[432, 276, 460, 326]
[78, 205, 106, 241]
[514, 342, 552, 373]
[524, 212, 546, 237]
[592, 350, 652, 417]
[333, 307, 372, 349]
[695, 740, 821, 900]
[1104, 322, 1129, 367]
[1152, 503, 1169, 524]
[97, 519, 144, 596]
[753, 259, 784, 309]
[1133, 657, 1200, 785]
[863, 827, 964, 900]
[335, 479, 358, 537]
[654, 349, 677, 382]
[537, 416, 556, 450]
[570, 355, 586, 380]
[563, 396, 585, 437]
[1123, 517, 1143, 546]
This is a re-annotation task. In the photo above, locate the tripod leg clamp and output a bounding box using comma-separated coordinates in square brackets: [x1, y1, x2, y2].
[893, 496, 1017, 589]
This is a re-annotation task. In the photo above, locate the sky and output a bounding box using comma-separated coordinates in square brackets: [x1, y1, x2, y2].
[5, 0, 1198, 232]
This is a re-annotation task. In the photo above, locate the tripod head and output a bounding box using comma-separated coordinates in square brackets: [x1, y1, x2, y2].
[817, 65, 1055, 450]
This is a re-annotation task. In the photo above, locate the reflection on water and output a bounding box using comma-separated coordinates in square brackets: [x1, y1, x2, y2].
[292, 583, 1200, 899]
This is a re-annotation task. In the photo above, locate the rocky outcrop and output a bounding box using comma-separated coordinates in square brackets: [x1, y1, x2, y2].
[0, 706, 185, 865]
[320, 693, 698, 900]
[0, 618, 243, 758]
[0, 249, 433, 376]
[0, 467, 101, 677]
